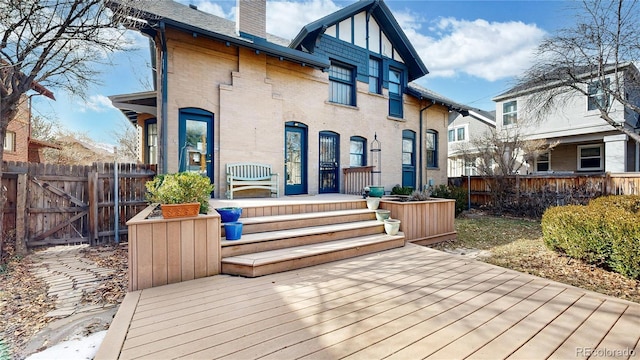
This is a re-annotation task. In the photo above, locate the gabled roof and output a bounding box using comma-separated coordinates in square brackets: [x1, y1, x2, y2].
[407, 83, 468, 114]
[289, 0, 428, 81]
[493, 62, 639, 102]
[111, 0, 329, 69]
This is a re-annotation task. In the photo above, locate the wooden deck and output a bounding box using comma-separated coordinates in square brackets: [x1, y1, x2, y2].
[97, 244, 640, 359]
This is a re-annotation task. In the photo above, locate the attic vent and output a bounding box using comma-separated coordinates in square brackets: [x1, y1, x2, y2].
[189, 4, 197, 10]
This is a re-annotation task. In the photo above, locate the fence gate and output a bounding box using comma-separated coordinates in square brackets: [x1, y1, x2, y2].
[26, 171, 91, 247]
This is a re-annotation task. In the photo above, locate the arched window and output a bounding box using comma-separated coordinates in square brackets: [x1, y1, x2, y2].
[426, 130, 438, 168]
[349, 136, 367, 166]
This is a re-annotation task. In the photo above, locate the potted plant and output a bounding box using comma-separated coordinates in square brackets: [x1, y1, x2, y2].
[146, 172, 215, 218]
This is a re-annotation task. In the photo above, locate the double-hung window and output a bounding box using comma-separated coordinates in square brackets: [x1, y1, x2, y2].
[577, 144, 603, 171]
[426, 130, 438, 168]
[329, 63, 355, 106]
[369, 58, 381, 94]
[588, 79, 610, 111]
[536, 152, 550, 172]
[146, 120, 158, 164]
[503, 101, 517, 125]
[448, 126, 467, 143]
[3, 131, 15, 152]
[349, 136, 366, 167]
[388, 68, 403, 118]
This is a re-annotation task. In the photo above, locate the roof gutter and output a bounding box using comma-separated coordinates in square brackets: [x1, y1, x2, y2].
[162, 19, 329, 70]
[160, 21, 168, 173]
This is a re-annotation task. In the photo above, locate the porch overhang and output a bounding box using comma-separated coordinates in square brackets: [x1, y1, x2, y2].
[109, 90, 157, 124]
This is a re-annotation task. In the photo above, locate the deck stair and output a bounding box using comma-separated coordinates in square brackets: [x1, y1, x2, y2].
[220, 200, 405, 277]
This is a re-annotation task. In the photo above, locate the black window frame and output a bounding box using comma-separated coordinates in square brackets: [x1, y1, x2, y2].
[329, 62, 356, 106]
[588, 79, 610, 111]
[349, 136, 367, 167]
[145, 119, 158, 165]
[426, 129, 438, 168]
[388, 67, 403, 118]
[368, 57, 382, 94]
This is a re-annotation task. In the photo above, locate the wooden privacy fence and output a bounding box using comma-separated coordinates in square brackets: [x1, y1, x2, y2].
[449, 173, 640, 207]
[343, 166, 373, 195]
[1, 161, 155, 250]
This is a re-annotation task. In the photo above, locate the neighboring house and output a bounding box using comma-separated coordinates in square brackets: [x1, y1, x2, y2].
[44, 135, 116, 165]
[447, 108, 496, 177]
[492, 63, 640, 174]
[110, 0, 467, 198]
[3, 82, 58, 163]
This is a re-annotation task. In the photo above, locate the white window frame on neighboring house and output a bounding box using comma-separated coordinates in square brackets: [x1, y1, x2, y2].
[587, 79, 610, 111]
[447, 125, 468, 143]
[503, 100, 517, 126]
[577, 144, 604, 171]
[4, 131, 15, 152]
[535, 151, 550, 172]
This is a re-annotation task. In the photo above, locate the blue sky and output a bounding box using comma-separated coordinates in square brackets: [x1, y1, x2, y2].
[32, 0, 577, 145]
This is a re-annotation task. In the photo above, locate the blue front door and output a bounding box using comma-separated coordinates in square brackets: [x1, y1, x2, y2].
[178, 108, 214, 186]
[402, 130, 416, 189]
[285, 122, 307, 195]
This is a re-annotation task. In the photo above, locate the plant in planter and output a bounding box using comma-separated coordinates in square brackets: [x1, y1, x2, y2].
[146, 172, 215, 218]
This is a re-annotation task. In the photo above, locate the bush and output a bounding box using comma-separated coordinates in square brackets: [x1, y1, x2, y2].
[391, 184, 414, 195]
[429, 184, 467, 217]
[146, 172, 215, 214]
[589, 195, 640, 213]
[541, 195, 640, 279]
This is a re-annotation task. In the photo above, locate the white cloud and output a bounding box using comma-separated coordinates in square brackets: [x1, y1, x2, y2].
[267, 0, 342, 40]
[78, 95, 114, 113]
[189, 0, 231, 18]
[399, 15, 546, 81]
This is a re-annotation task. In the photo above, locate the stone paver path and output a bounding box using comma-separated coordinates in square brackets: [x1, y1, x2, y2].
[28, 245, 117, 318]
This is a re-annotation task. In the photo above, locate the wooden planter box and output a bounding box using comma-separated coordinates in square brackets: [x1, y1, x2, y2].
[126, 204, 221, 291]
[380, 198, 456, 246]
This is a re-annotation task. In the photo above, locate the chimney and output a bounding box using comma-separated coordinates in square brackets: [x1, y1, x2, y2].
[236, 0, 266, 39]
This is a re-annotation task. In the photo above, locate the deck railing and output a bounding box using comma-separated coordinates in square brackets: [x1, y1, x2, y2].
[342, 166, 373, 195]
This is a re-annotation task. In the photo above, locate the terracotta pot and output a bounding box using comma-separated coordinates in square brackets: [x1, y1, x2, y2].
[160, 202, 200, 218]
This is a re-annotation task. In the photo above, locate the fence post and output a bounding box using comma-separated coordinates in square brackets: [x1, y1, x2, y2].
[88, 171, 99, 245]
[15, 173, 27, 255]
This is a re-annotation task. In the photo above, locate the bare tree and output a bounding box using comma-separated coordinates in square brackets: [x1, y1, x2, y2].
[112, 117, 139, 163]
[519, 0, 640, 143]
[30, 115, 61, 142]
[0, 0, 141, 257]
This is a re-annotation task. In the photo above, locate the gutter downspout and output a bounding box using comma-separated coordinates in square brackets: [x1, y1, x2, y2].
[160, 21, 168, 174]
[419, 100, 434, 190]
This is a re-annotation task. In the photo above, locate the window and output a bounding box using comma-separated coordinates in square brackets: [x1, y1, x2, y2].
[329, 63, 355, 106]
[426, 130, 438, 168]
[588, 79, 610, 111]
[3, 131, 15, 152]
[146, 120, 158, 164]
[349, 136, 366, 166]
[503, 101, 517, 126]
[388, 68, 403, 118]
[368, 58, 381, 94]
[448, 126, 467, 142]
[577, 144, 604, 171]
[402, 137, 414, 166]
[536, 152, 550, 172]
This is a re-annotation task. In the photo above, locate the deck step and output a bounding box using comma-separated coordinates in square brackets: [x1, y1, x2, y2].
[221, 220, 384, 257]
[221, 233, 406, 277]
[222, 208, 376, 235]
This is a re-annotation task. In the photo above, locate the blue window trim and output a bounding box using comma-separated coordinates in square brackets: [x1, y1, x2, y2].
[426, 129, 438, 168]
[349, 136, 367, 167]
[388, 67, 403, 118]
[329, 60, 356, 106]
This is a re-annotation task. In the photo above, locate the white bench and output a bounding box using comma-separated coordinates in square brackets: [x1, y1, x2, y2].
[226, 163, 279, 199]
